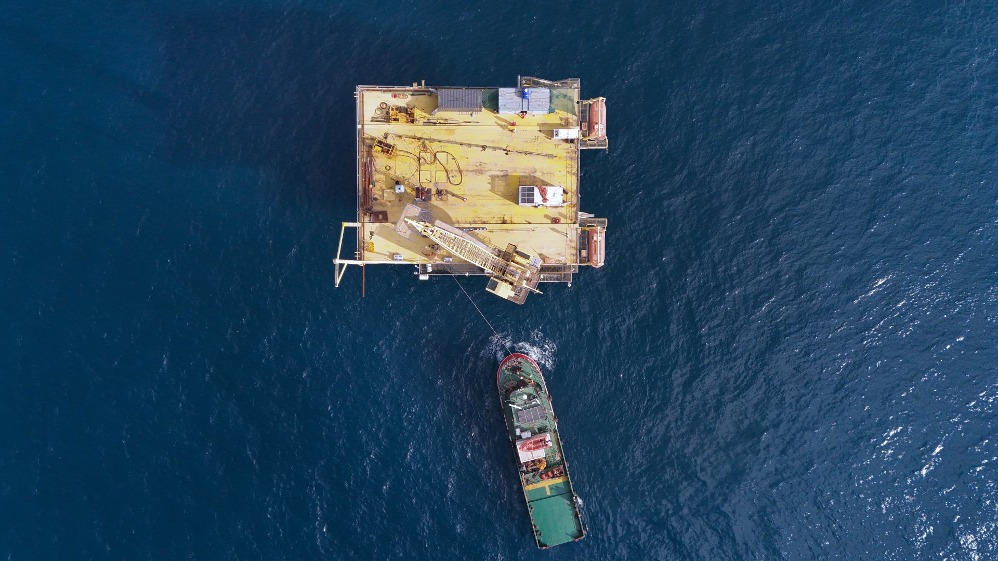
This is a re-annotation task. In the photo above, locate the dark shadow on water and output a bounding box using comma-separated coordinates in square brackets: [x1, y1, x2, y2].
[157, 10, 447, 211]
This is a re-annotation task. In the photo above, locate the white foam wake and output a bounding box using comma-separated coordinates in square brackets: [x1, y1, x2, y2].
[481, 329, 557, 369]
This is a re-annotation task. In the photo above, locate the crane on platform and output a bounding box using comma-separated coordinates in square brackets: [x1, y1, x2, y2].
[404, 218, 543, 305]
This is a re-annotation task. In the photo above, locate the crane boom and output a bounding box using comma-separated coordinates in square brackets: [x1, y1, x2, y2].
[404, 218, 543, 304]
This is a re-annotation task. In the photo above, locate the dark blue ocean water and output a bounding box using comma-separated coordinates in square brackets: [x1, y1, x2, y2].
[3, 1, 998, 559]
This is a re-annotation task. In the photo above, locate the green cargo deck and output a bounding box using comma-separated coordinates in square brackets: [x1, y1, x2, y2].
[528, 494, 583, 547]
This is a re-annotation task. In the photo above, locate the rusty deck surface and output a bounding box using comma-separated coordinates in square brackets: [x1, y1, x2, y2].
[354, 83, 583, 268]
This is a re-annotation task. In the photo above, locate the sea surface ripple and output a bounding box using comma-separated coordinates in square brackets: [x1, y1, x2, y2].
[2, 1, 997, 560]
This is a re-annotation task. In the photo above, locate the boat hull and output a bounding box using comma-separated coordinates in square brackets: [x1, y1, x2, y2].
[497, 353, 585, 548]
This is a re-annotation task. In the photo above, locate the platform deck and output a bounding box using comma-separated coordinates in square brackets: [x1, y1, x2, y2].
[355, 84, 583, 268]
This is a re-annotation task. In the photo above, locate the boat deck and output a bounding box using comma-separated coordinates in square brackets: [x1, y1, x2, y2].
[498, 354, 585, 548]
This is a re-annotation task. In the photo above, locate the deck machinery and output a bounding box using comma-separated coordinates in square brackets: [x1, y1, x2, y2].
[333, 77, 608, 304]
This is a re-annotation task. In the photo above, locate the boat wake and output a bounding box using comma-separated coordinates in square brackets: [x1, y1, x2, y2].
[482, 330, 557, 369]
[482, 333, 514, 362]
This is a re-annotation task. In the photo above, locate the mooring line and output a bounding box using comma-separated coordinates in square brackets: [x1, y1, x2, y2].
[451, 275, 512, 355]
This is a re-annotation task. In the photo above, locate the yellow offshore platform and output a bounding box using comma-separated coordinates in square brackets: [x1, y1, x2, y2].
[333, 77, 608, 304]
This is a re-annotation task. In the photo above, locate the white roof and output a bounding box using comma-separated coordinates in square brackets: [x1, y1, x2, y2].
[518, 185, 565, 207]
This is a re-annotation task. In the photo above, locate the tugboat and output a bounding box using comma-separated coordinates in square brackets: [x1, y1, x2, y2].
[497, 353, 585, 548]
